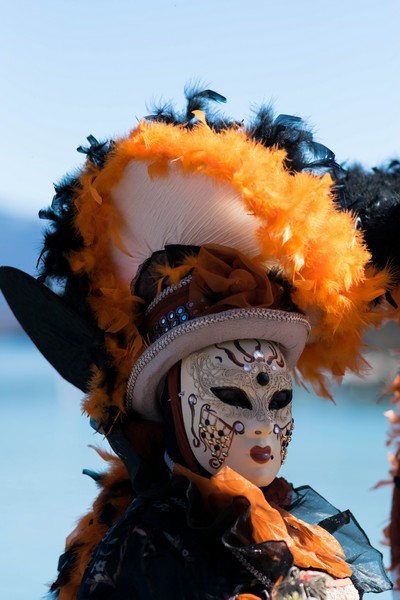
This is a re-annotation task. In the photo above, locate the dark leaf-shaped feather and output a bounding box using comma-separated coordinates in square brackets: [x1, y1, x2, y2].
[194, 89, 227, 104]
[0, 266, 105, 391]
[77, 135, 112, 167]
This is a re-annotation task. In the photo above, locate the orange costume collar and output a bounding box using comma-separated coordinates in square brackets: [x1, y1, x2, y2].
[173, 463, 352, 579]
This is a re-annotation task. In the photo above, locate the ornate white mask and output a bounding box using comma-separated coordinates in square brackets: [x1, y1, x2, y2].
[180, 339, 293, 487]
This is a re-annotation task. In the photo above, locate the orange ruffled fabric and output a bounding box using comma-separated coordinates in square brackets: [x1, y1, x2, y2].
[174, 464, 351, 579]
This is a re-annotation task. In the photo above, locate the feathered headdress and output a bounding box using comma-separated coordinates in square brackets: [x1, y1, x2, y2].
[0, 89, 392, 428]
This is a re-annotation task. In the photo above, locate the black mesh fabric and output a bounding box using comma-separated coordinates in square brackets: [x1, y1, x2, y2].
[289, 485, 392, 593]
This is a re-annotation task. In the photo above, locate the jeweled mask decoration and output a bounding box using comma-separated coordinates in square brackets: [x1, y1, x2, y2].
[180, 339, 293, 487]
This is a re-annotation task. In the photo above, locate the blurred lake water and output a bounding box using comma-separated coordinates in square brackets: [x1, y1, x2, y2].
[0, 333, 396, 599]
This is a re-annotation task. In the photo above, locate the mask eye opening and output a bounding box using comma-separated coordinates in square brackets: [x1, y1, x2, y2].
[210, 387, 252, 410]
[268, 389, 292, 411]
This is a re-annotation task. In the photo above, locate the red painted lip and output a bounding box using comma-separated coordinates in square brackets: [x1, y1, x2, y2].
[250, 445, 272, 464]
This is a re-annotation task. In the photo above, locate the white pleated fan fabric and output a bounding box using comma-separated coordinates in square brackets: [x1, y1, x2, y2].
[111, 160, 261, 284]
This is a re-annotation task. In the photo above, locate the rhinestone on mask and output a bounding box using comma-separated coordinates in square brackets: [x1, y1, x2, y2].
[188, 394, 197, 405]
[253, 350, 265, 362]
[243, 364, 252, 373]
[234, 422, 245, 433]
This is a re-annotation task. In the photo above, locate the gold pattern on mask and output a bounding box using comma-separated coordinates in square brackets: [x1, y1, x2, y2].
[197, 403, 245, 469]
[273, 419, 294, 463]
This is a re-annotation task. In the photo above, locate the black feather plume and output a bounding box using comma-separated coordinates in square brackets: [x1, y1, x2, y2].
[248, 108, 346, 203]
[340, 161, 400, 279]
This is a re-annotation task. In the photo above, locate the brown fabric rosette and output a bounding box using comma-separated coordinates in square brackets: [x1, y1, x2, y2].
[189, 244, 283, 315]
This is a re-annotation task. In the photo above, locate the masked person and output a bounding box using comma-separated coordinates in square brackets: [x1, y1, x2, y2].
[0, 90, 393, 600]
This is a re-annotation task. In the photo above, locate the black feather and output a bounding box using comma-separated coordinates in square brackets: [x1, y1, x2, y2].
[82, 468, 103, 482]
[194, 89, 227, 103]
[37, 177, 95, 325]
[249, 108, 345, 194]
[77, 135, 112, 167]
[249, 107, 314, 170]
[146, 86, 233, 130]
[340, 161, 400, 279]
[50, 542, 83, 592]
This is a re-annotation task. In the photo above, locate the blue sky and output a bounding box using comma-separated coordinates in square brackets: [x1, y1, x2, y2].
[1, 0, 399, 220]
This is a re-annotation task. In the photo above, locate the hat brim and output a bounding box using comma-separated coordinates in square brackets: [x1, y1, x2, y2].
[126, 308, 310, 420]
